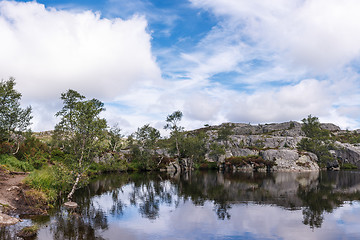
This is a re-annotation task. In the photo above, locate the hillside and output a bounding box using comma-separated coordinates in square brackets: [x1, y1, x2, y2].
[177, 121, 360, 172]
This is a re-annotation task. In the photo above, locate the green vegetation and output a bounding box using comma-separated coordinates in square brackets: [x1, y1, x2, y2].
[225, 155, 274, 170]
[53, 89, 108, 201]
[0, 77, 32, 154]
[332, 130, 360, 144]
[17, 225, 39, 238]
[164, 110, 184, 159]
[341, 163, 358, 170]
[0, 154, 34, 172]
[297, 115, 336, 168]
[2, 78, 360, 208]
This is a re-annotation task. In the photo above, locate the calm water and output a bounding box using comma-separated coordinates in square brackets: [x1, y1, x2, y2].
[3, 170, 360, 240]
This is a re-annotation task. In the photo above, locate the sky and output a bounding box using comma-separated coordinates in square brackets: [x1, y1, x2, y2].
[1, 0, 360, 135]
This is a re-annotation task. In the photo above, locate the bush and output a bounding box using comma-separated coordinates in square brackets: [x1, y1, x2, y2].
[0, 154, 34, 172]
[341, 163, 358, 170]
[225, 155, 274, 169]
[297, 138, 335, 166]
[197, 161, 218, 170]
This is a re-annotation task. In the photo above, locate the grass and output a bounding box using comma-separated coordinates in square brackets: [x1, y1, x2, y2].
[24, 165, 73, 202]
[17, 225, 39, 238]
[0, 154, 34, 172]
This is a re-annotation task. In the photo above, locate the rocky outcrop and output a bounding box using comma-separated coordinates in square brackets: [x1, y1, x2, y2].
[333, 142, 360, 168]
[261, 149, 319, 171]
[162, 121, 360, 172]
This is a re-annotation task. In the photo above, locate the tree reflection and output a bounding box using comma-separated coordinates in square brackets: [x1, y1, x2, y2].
[32, 170, 360, 239]
[297, 171, 360, 229]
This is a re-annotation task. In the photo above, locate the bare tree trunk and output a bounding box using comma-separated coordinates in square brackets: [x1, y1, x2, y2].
[12, 140, 20, 155]
[67, 172, 81, 201]
[67, 146, 84, 202]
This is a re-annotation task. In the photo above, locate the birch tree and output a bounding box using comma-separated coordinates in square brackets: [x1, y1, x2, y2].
[54, 89, 107, 201]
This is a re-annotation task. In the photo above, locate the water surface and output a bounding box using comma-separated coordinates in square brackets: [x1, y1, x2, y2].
[3, 170, 360, 239]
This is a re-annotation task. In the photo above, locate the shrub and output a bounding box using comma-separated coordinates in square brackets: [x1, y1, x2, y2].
[0, 154, 34, 172]
[341, 163, 358, 170]
[225, 155, 274, 169]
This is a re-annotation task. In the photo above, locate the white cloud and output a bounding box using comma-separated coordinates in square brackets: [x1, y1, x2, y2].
[0, 1, 162, 131]
[0, 1, 161, 101]
[190, 0, 360, 73]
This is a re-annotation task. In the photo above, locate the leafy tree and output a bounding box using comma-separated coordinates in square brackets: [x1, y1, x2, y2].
[301, 115, 329, 139]
[180, 132, 207, 169]
[54, 89, 107, 201]
[129, 124, 161, 170]
[298, 115, 335, 168]
[164, 111, 184, 158]
[0, 77, 32, 151]
[135, 124, 160, 153]
[108, 124, 123, 152]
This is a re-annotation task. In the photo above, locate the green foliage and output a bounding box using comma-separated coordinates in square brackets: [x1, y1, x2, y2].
[24, 164, 75, 202]
[217, 124, 233, 141]
[88, 157, 127, 174]
[53, 89, 108, 200]
[15, 133, 50, 169]
[332, 131, 360, 144]
[178, 132, 208, 167]
[17, 225, 39, 238]
[135, 124, 161, 150]
[164, 111, 184, 158]
[0, 154, 34, 172]
[209, 143, 225, 160]
[297, 138, 335, 166]
[126, 124, 161, 171]
[225, 155, 274, 169]
[298, 115, 336, 167]
[301, 115, 330, 140]
[341, 163, 358, 170]
[196, 161, 218, 170]
[0, 77, 32, 141]
[108, 124, 124, 152]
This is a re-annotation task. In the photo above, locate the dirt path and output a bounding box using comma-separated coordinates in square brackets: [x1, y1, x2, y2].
[0, 166, 28, 226]
[0, 167, 27, 210]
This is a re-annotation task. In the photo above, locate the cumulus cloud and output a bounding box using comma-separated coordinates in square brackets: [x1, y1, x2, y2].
[0, 1, 161, 102]
[190, 0, 360, 72]
[166, 0, 360, 129]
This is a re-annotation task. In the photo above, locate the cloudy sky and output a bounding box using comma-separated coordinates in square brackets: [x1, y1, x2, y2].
[1, 0, 360, 134]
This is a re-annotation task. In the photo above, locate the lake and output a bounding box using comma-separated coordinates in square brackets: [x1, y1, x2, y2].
[2, 170, 360, 239]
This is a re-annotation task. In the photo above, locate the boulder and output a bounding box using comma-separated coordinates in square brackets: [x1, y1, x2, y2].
[333, 142, 360, 168]
[261, 149, 319, 171]
[0, 213, 19, 226]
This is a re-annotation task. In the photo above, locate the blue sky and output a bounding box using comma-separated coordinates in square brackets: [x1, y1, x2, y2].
[1, 0, 360, 134]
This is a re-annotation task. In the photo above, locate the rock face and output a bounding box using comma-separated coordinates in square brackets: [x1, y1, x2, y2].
[262, 149, 319, 171]
[200, 122, 321, 171]
[333, 142, 360, 168]
[160, 121, 360, 172]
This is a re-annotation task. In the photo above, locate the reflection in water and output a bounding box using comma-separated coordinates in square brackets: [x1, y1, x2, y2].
[2, 170, 360, 239]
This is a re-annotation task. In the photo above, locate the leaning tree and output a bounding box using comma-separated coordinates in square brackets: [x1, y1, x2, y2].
[54, 89, 107, 201]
